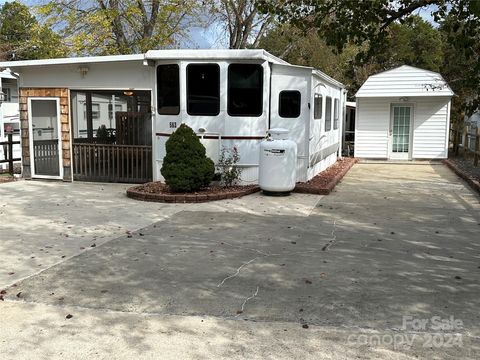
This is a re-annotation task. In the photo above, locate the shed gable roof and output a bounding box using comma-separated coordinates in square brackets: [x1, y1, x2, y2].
[355, 65, 454, 98]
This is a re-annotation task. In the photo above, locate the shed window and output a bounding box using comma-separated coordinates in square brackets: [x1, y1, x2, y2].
[187, 63, 220, 116]
[325, 96, 332, 131]
[333, 98, 339, 129]
[314, 94, 322, 120]
[279, 90, 301, 118]
[157, 64, 180, 115]
[228, 64, 263, 116]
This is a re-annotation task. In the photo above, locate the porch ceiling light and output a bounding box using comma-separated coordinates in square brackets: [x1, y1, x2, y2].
[123, 91, 134, 96]
[399, 97, 409, 102]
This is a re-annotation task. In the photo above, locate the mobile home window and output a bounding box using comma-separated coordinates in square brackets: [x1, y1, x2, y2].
[279, 90, 301, 118]
[157, 64, 180, 115]
[228, 64, 263, 116]
[333, 98, 339, 129]
[314, 94, 322, 120]
[325, 96, 332, 131]
[187, 63, 220, 116]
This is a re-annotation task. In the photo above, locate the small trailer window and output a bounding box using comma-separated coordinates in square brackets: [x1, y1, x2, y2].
[279, 90, 301, 118]
[187, 63, 220, 116]
[334, 98, 339, 129]
[314, 94, 322, 119]
[228, 64, 263, 116]
[325, 96, 332, 131]
[157, 64, 180, 115]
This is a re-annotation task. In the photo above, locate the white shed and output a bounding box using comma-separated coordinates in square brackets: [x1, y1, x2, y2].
[355, 65, 454, 160]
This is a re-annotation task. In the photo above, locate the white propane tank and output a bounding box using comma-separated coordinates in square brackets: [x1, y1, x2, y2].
[259, 128, 297, 194]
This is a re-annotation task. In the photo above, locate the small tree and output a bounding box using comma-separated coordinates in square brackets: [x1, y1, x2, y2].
[217, 146, 242, 187]
[161, 124, 215, 192]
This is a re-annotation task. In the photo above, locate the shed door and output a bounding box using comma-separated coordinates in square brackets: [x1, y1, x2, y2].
[389, 105, 413, 160]
[270, 64, 311, 180]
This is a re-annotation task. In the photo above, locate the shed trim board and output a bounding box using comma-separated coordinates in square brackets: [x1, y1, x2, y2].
[1, 50, 346, 184]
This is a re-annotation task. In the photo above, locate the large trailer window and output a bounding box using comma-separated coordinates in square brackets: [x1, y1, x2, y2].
[187, 64, 220, 116]
[157, 64, 180, 115]
[314, 94, 322, 120]
[325, 96, 332, 131]
[227, 64, 263, 116]
[334, 98, 339, 129]
[279, 90, 301, 118]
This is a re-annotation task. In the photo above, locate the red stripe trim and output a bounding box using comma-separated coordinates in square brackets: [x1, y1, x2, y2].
[156, 132, 265, 140]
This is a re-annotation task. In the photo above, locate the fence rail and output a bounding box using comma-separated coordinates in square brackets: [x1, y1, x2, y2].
[73, 143, 152, 183]
[0, 133, 21, 174]
[450, 125, 480, 166]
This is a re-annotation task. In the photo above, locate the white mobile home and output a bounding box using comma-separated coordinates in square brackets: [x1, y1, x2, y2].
[0, 70, 20, 169]
[355, 65, 453, 160]
[0, 50, 345, 183]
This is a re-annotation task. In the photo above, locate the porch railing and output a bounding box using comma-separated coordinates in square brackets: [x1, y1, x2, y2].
[73, 143, 152, 183]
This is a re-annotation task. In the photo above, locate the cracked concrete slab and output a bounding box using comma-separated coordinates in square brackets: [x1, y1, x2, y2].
[0, 180, 319, 288]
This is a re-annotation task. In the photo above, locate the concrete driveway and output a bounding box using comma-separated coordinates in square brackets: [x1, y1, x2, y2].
[0, 164, 479, 359]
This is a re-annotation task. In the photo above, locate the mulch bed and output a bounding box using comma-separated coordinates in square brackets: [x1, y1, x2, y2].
[444, 157, 480, 195]
[0, 175, 14, 184]
[294, 157, 358, 195]
[127, 182, 260, 203]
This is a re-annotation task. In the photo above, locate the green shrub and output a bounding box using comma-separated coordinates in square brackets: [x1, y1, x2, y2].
[161, 124, 215, 192]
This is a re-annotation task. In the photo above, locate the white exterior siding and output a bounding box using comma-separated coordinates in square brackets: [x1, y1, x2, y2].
[354, 98, 390, 158]
[356, 65, 453, 98]
[412, 98, 450, 159]
[355, 97, 451, 159]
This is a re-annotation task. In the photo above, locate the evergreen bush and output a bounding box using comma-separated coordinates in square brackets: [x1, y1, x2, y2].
[161, 124, 215, 192]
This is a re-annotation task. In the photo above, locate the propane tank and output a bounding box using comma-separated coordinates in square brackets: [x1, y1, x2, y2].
[259, 128, 297, 194]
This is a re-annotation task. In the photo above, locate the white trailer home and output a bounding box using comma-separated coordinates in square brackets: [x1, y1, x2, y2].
[355, 65, 454, 160]
[0, 50, 345, 183]
[0, 70, 21, 169]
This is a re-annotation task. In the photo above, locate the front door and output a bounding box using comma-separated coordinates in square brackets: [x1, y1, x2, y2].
[270, 64, 311, 181]
[29, 98, 63, 179]
[389, 105, 412, 160]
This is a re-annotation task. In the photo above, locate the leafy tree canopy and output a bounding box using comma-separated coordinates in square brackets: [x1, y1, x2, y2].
[38, 0, 204, 55]
[0, 1, 67, 60]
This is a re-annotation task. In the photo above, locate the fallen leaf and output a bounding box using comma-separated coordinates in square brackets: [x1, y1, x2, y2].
[90, 244, 96, 248]
[302, 324, 309, 329]
[454, 276, 462, 280]
[16, 292, 22, 298]
[65, 314, 73, 319]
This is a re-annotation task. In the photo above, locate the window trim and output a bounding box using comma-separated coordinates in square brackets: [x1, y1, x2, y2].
[156, 64, 180, 116]
[333, 98, 339, 129]
[227, 63, 264, 117]
[186, 63, 221, 117]
[279, 90, 301, 119]
[325, 96, 332, 131]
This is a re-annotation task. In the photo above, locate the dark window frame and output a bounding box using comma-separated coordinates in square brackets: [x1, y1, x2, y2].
[156, 64, 180, 116]
[314, 93, 323, 120]
[325, 96, 332, 131]
[186, 63, 221, 116]
[227, 63, 264, 117]
[279, 90, 301, 119]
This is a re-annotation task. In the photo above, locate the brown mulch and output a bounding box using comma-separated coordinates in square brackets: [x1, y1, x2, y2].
[447, 157, 480, 182]
[444, 157, 480, 195]
[0, 175, 14, 183]
[127, 182, 260, 203]
[294, 157, 358, 195]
